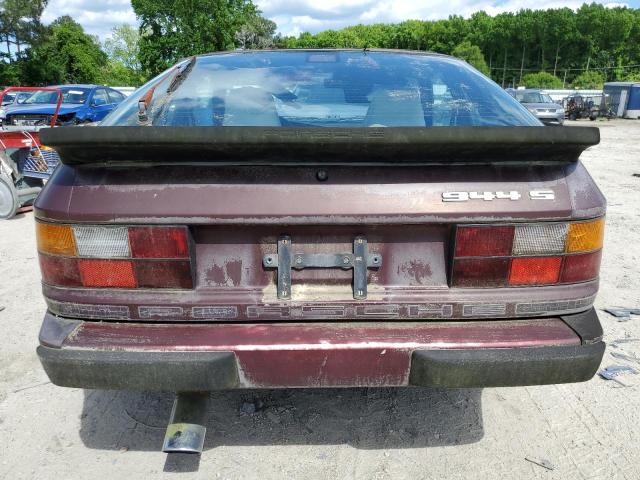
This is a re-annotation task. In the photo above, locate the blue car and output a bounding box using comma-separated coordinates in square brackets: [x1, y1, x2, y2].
[2, 85, 126, 127]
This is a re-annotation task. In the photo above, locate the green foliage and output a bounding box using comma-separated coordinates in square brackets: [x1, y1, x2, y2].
[521, 71, 563, 88]
[279, 4, 640, 87]
[4, 2, 640, 90]
[0, 0, 48, 61]
[132, 0, 268, 76]
[20, 16, 107, 85]
[102, 24, 145, 86]
[452, 41, 490, 75]
[235, 16, 277, 49]
[0, 61, 21, 85]
[621, 71, 640, 82]
[572, 70, 606, 89]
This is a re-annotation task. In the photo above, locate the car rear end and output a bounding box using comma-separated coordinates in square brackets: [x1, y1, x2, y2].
[35, 51, 606, 393]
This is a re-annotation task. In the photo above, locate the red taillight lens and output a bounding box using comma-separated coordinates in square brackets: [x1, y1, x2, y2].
[36, 222, 194, 289]
[39, 255, 82, 287]
[455, 226, 514, 257]
[135, 261, 193, 289]
[509, 257, 562, 286]
[452, 258, 510, 287]
[78, 260, 137, 288]
[561, 250, 602, 283]
[129, 227, 190, 259]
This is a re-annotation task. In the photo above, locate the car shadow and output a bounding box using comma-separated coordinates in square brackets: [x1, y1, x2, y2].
[79, 387, 484, 460]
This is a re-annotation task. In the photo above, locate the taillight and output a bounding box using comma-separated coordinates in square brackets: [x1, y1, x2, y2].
[36, 222, 194, 289]
[452, 218, 604, 288]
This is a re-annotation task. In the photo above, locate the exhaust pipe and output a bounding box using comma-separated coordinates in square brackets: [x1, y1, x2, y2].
[162, 392, 210, 454]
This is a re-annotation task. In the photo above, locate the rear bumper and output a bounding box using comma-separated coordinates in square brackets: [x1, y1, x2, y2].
[37, 308, 604, 390]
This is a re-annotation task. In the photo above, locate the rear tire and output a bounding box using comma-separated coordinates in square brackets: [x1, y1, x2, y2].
[0, 173, 19, 219]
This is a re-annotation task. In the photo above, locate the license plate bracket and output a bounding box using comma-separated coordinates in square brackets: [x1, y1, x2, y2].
[263, 236, 382, 300]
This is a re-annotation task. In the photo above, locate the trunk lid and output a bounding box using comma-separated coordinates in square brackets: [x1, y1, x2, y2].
[36, 126, 604, 323]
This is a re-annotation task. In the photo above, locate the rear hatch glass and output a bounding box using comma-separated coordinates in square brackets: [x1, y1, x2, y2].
[101, 51, 540, 128]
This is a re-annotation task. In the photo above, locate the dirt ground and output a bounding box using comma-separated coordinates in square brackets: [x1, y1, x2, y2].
[1, 119, 639, 480]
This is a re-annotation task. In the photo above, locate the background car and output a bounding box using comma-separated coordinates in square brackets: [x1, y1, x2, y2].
[2, 85, 126, 127]
[506, 88, 565, 126]
[0, 91, 32, 125]
[1, 90, 31, 106]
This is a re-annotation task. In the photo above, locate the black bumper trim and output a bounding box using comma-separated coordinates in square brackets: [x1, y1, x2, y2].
[561, 308, 603, 345]
[37, 346, 239, 391]
[38, 341, 605, 391]
[409, 342, 605, 388]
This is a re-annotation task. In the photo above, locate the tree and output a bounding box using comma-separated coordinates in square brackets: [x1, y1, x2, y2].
[0, 0, 48, 62]
[521, 71, 563, 88]
[452, 41, 490, 76]
[20, 16, 107, 85]
[102, 24, 144, 86]
[572, 70, 606, 89]
[235, 16, 276, 49]
[132, 0, 271, 76]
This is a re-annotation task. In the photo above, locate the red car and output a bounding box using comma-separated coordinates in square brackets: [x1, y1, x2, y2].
[35, 50, 605, 453]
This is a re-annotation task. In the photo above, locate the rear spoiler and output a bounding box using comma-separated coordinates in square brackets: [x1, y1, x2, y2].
[41, 126, 600, 166]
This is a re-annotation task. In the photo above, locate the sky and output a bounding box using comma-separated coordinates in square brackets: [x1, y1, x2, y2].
[41, 0, 639, 40]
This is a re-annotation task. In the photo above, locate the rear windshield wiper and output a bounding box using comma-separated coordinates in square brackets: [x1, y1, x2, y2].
[167, 56, 197, 94]
[137, 56, 197, 125]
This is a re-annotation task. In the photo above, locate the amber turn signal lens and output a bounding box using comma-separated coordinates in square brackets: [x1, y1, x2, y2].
[36, 222, 77, 256]
[566, 218, 604, 253]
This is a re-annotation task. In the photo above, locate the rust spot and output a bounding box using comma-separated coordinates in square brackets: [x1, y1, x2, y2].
[399, 260, 432, 285]
[208, 264, 226, 285]
[225, 260, 242, 287]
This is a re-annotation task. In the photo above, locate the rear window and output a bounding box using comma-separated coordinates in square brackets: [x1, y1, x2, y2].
[102, 51, 540, 127]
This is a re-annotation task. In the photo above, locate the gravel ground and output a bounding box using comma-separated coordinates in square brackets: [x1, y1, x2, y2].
[1, 119, 639, 480]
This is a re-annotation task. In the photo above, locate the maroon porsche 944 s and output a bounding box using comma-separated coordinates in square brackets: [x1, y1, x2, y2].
[35, 50, 605, 453]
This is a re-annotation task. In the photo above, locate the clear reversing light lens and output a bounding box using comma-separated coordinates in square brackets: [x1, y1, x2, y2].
[73, 226, 131, 258]
[513, 223, 568, 255]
